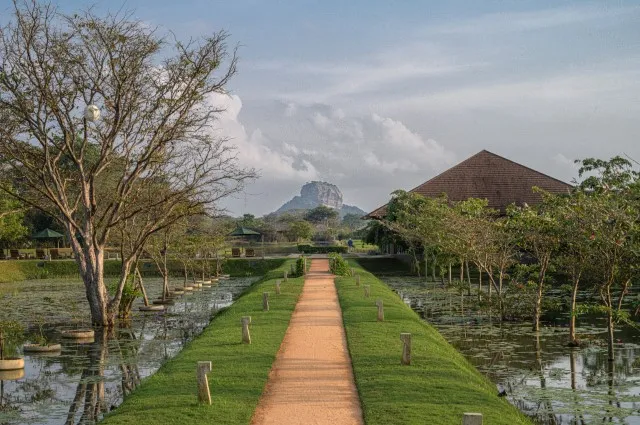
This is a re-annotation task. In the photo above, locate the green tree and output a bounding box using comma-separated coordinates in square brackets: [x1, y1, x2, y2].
[0, 189, 26, 244]
[507, 196, 561, 332]
[304, 205, 339, 224]
[575, 156, 640, 361]
[287, 220, 313, 242]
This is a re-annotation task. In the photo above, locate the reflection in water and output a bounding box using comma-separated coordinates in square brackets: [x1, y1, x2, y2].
[381, 275, 640, 425]
[0, 277, 255, 425]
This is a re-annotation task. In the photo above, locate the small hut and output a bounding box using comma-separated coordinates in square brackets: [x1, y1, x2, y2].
[31, 228, 64, 248]
[228, 227, 262, 257]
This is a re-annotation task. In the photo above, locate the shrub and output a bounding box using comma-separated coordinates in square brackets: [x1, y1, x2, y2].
[297, 244, 347, 254]
[329, 253, 351, 276]
[294, 256, 306, 277]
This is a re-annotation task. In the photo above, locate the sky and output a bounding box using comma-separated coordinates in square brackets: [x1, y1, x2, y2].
[8, 0, 640, 216]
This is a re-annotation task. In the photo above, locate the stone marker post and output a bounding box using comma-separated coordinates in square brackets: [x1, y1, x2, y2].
[283, 270, 288, 282]
[400, 333, 412, 365]
[197, 361, 212, 404]
[463, 413, 483, 425]
[376, 299, 384, 321]
[263, 292, 270, 311]
[275, 279, 281, 295]
[241, 316, 251, 344]
[364, 285, 370, 298]
[355, 274, 361, 287]
[350, 268, 355, 277]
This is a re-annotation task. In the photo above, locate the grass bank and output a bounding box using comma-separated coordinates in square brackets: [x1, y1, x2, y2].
[102, 260, 302, 425]
[335, 260, 532, 425]
[0, 258, 286, 283]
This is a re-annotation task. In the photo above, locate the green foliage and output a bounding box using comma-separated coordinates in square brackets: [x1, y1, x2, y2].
[0, 188, 27, 243]
[329, 253, 351, 276]
[0, 320, 24, 359]
[294, 256, 306, 277]
[304, 205, 339, 223]
[102, 260, 304, 425]
[287, 220, 314, 241]
[297, 244, 347, 254]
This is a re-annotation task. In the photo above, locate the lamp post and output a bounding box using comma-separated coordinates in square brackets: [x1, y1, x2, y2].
[84, 105, 100, 122]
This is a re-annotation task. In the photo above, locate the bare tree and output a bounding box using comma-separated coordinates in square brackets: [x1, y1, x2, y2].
[0, 1, 255, 326]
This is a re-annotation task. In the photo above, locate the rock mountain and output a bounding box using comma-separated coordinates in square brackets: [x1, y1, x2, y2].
[275, 181, 366, 218]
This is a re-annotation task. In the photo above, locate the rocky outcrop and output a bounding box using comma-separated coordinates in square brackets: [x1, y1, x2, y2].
[275, 181, 367, 218]
[276, 181, 343, 213]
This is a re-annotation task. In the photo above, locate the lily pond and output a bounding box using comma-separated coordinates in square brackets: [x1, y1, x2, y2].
[0, 275, 257, 425]
[376, 271, 640, 425]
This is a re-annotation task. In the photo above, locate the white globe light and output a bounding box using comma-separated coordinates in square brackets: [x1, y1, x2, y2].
[84, 105, 101, 122]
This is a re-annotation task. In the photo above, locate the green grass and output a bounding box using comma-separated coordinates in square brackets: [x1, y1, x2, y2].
[101, 260, 302, 425]
[336, 260, 533, 425]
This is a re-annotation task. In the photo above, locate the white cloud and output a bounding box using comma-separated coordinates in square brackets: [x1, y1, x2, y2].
[208, 94, 318, 181]
[214, 97, 457, 215]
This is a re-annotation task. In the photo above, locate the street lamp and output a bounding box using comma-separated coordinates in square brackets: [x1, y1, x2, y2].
[84, 105, 100, 122]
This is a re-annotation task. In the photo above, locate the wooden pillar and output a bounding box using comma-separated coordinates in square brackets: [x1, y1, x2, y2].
[275, 279, 281, 295]
[263, 292, 269, 311]
[241, 316, 251, 344]
[463, 413, 483, 425]
[283, 270, 288, 282]
[400, 333, 412, 365]
[376, 299, 384, 321]
[197, 361, 212, 404]
[364, 285, 370, 298]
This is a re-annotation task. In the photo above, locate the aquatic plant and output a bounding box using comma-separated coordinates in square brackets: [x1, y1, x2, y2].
[0, 321, 24, 360]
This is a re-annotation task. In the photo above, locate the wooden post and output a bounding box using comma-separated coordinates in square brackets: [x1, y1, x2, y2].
[241, 316, 251, 344]
[355, 274, 361, 287]
[263, 292, 269, 311]
[275, 279, 281, 295]
[400, 333, 411, 365]
[463, 413, 483, 425]
[283, 270, 288, 282]
[376, 299, 384, 321]
[364, 285, 370, 298]
[350, 268, 355, 277]
[196, 361, 212, 404]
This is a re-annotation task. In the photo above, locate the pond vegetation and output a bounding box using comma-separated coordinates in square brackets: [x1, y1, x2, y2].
[0, 276, 256, 425]
[375, 270, 640, 424]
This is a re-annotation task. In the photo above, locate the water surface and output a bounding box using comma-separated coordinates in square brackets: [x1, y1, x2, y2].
[0, 276, 256, 425]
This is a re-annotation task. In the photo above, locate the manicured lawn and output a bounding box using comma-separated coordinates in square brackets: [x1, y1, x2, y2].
[102, 261, 302, 425]
[336, 260, 533, 425]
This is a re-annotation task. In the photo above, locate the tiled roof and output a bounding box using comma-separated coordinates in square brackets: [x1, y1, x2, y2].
[366, 150, 572, 219]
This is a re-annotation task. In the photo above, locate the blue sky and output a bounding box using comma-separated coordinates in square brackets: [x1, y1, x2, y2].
[7, 0, 640, 215]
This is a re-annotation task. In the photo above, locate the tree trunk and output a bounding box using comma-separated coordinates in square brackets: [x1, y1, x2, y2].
[424, 249, 429, 283]
[76, 246, 112, 326]
[431, 254, 437, 282]
[532, 260, 549, 332]
[459, 260, 464, 282]
[465, 261, 471, 296]
[606, 306, 615, 362]
[569, 275, 580, 345]
[448, 263, 452, 285]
